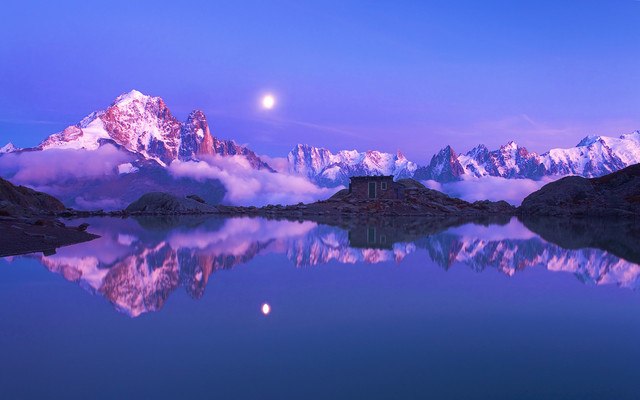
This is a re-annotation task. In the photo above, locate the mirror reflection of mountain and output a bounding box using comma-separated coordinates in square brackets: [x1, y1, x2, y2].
[14, 215, 640, 317]
[519, 216, 640, 265]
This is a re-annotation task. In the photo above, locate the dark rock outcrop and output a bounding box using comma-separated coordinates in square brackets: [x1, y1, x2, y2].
[220, 178, 515, 218]
[518, 163, 640, 216]
[0, 177, 65, 215]
[0, 177, 98, 257]
[125, 192, 219, 214]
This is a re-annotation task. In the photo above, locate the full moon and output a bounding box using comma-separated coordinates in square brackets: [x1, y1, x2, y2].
[261, 303, 271, 315]
[261, 94, 275, 109]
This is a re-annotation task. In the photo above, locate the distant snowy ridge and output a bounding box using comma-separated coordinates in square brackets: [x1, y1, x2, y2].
[290, 131, 640, 185]
[0, 142, 17, 154]
[287, 144, 417, 187]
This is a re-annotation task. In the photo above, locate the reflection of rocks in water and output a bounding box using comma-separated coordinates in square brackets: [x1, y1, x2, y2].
[308, 214, 512, 249]
[418, 234, 549, 273]
[27, 215, 640, 317]
[132, 215, 225, 231]
[286, 223, 418, 266]
[519, 216, 640, 265]
[418, 231, 640, 289]
[100, 242, 180, 316]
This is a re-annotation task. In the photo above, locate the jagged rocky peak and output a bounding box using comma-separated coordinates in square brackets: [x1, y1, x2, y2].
[287, 143, 334, 178]
[576, 135, 600, 147]
[440, 145, 457, 157]
[0, 142, 16, 154]
[179, 109, 215, 159]
[465, 144, 489, 161]
[413, 145, 465, 182]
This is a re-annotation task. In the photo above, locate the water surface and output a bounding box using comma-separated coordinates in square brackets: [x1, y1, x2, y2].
[1, 216, 640, 399]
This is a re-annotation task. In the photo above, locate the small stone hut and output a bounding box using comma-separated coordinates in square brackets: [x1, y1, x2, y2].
[348, 176, 402, 200]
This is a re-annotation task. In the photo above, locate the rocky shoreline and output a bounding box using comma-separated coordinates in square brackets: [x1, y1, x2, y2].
[0, 177, 99, 257]
[0, 217, 99, 257]
[114, 179, 516, 218]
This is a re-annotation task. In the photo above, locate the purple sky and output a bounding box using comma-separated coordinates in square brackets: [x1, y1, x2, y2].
[1, 0, 639, 163]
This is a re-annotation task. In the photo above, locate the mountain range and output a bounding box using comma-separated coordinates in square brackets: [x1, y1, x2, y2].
[0, 90, 278, 208]
[1, 89, 639, 206]
[289, 132, 640, 186]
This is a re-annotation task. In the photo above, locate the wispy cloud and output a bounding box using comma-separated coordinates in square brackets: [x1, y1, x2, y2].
[423, 175, 558, 206]
[266, 115, 367, 140]
[0, 144, 132, 184]
[168, 155, 340, 206]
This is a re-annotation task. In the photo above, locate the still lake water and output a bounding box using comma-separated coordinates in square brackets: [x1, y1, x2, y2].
[1, 215, 640, 399]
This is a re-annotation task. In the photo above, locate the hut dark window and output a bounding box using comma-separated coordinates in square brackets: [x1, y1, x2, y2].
[381, 182, 388, 190]
[367, 227, 376, 243]
[368, 182, 376, 198]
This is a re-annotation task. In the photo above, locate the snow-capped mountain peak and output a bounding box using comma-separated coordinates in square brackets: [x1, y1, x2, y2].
[36, 90, 272, 170]
[619, 130, 640, 142]
[576, 135, 599, 147]
[112, 89, 151, 105]
[0, 142, 16, 154]
[501, 140, 518, 150]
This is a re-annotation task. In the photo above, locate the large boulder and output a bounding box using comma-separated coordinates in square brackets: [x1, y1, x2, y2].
[125, 192, 219, 214]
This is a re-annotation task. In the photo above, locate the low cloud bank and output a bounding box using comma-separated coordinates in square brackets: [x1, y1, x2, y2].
[169, 155, 340, 206]
[0, 147, 338, 208]
[0, 145, 131, 186]
[259, 155, 290, 173]
[423, 176, 557, 206]
[168, 217, 317, 256]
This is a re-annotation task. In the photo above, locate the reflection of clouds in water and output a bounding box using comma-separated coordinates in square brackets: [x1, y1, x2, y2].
[167, 218, 317, 255]
[117, 234, 138, 246]
[447, 219, 537, 241]
[51, 218, 149, 264]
